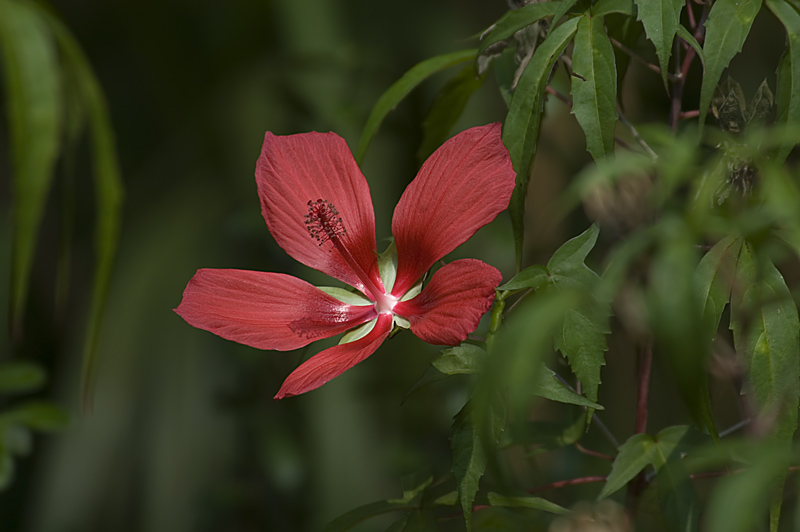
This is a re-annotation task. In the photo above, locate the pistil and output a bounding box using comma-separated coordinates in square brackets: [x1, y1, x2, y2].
[305, 199, 395, 312]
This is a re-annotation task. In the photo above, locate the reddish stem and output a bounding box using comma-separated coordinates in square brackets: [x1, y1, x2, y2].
[527, 475, 608, 495]
[669, 2, 711, 129]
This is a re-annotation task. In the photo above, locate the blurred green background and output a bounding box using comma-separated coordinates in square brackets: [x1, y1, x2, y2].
[0, 1, 518, 530]
[1, 0, 796, 530]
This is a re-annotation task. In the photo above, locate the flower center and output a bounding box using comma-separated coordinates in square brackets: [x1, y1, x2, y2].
[304, 198, 390, 307]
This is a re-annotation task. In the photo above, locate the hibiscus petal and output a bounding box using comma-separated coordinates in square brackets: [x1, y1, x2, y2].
[256, 131, 382, 295]
[393, 259, 501, 346]
[391, 123, 515, 296]
[175, 269, 376, 351]
[274, 313, 393, 399]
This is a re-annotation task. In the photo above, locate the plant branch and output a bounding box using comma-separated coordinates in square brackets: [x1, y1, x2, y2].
[669, 1, 711, 129]
[608, 35, 681, 83]
[617, 108, 658, 159]
[625, 341, 654, 512]
[527, 475, 608, 495]
[575, 442, 614, 461]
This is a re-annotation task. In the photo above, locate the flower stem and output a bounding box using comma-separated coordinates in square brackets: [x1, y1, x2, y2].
[486, 291, 507, 352]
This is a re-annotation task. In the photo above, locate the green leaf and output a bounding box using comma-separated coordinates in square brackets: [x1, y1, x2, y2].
[593, 0, 636, 17]
[547, 224, 600, 278]
[730, 248, 799, 530]
[634, 0, 684, 89]
[498, 264, 549, 291]
[504, 16, 580, 270]
[402, 365, 450, 403]
[324, 500, 418, 532]
[356, 49, 476, 164]
[487, 492, 569, 515]
[433, 344, 485, 375]
[698, 0, 762, 137]
[552, 0, 580, 26]
[704, 444, 793, 532]
[417, 66, 485, 163]
[766, 0, 800, 163]
[477, 2, 559, 58]
[570, 15, 618, 161]
[652, 427, 703, 532]
[0, 362, 46, 394]
[0, 451, 14, 491]
[553, 309, 609, 419]
[0, 402, 69, 431]
[694, 236, 742, 345]
[598, 433, 656, 500]
[676, 25, 706, 70]
[450, 398, 505, 531]
[532, 365, 604, 409]
[0, 0, 62, 337]
[649, 220, 716, 436]
[40, 9, 125, 408]
[501, 415, 585, 450]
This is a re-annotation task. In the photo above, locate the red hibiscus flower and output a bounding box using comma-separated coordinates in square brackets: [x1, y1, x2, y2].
[175, 123, 516, 399]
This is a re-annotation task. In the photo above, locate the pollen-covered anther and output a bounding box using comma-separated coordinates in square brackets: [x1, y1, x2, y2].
[304, 199, 346, 246]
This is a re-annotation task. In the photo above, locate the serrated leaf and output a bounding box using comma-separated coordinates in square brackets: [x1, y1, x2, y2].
[498, 264, 549, 291]
[417, 66, 485, 163]
[634, 0, 683, 89]
[0, 0, 62, 337]
[767, 0, 800, 163]
[598, 433, 656, 500]
[504, 16, 580, 270]
[450, 398, 505, 531]
[477, 2, 559, 58]
[570, 15, 618, 161]
[676, 25, 706, 70]
[487, 492, 569, 515]
[554, 309, 609, 419]
[0, 362, 46, 394]
[356, 49, 476, 164]
[532, 365, 604, 409]
[698, 0, 762, 137]
[695, 236, 742, 344]
[433, 344, 485, 375]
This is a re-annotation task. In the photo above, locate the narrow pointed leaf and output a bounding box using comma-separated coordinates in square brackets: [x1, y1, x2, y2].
[634, 0, 684, 88]
[593, 0, 636, 17]
[498, 264, 548, 292]
[503, 16, 580, 270]
[417, 66, 485, 163]
[676, 25, 706, 70]
[698, 0, 762, 137]
[0, 0, 62, 337]
[487, 492, 569, 515]
[570, 15, 618, 161]
[357, 49, 476, 164]
[477, 2, 559, 57]
[767, 0, 800, 163]
[552, 0, 580, 26]
[695, 236, 742, 344]
[324, 500, 418, 532]
[533, 365, 604, 409]
[41, 10, 124, 408]
[598, 433, 656, 500]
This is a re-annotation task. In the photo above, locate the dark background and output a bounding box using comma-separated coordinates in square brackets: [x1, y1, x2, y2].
[0, 1, 792, 530]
